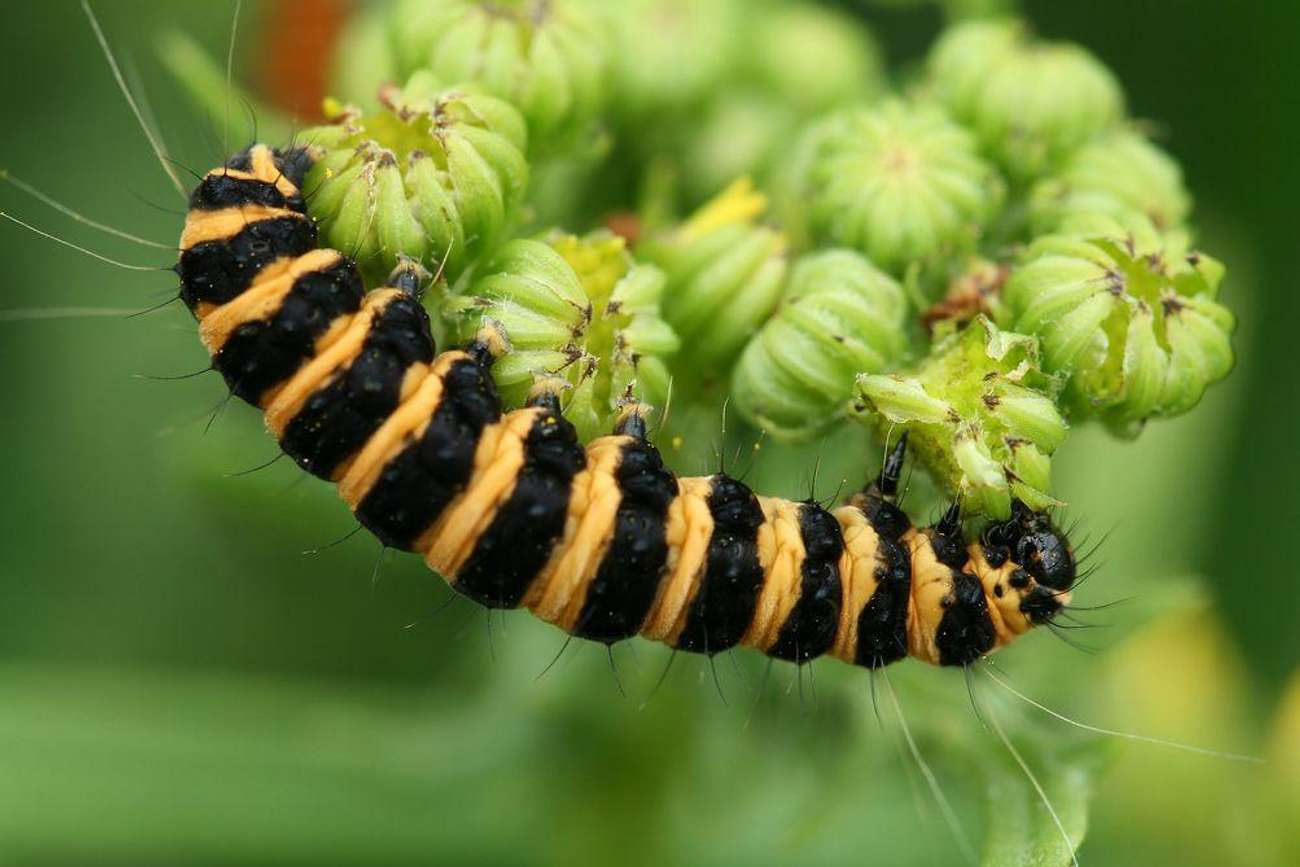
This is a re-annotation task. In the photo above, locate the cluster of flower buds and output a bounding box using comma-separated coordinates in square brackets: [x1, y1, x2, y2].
[927, 18, 1124, 182]
[300, 72, 528, 284]
[174, 2, 1239, 521]
[442, 231, 679, 442]
[828, 19, 1231, 513]
[377, 0, 608, 154]
[1001, 221, 1235, 435]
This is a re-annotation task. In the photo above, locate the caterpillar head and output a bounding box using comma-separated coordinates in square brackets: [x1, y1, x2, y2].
[982, 500, 1076, 627]
[1004, 500, 1077, 593]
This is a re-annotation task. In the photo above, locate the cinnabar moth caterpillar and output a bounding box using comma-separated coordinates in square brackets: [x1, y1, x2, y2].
[177, 143, 1078, 670]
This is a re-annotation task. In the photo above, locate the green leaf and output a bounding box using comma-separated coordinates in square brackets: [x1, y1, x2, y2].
[157, 30, 293, 147]
[978, 734, 1102, 867]
[0, 664, 536, 865]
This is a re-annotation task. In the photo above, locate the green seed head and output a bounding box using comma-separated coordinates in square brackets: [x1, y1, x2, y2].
[300, 73, 529, 285]
[732, 249, 910, 441]
[442, 231, 679, 442]
[1002, 221, 1235, 434]
[779, 99, 1005, 282]
[640, 178, 789, 381]
[387, 0, 608, 154]
[1029, 128, 1193, 236]
[928, 18, 1125, 181]
[854, 316, 1068, 519]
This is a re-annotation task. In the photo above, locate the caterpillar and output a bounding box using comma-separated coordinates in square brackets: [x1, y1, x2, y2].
[178, 142, 1078, 670]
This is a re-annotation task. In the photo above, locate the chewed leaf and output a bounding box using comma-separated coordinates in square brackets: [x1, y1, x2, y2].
[853, 317, 1067, 520]
[443, 231, 679, 437]
[858, 374, 954, 425]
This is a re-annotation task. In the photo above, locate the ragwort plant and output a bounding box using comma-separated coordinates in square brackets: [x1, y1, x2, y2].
[154, 3, 1240, 865]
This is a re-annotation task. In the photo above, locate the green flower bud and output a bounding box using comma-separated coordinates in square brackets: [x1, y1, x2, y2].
[386, 0, 608, 154]
[1002, 223, 1235, 433]
[442, 231, 679, 441]
[928, 19, 1125, 180]
[742, 2, 886, 116]
[732, 249, 909, 441]
[779, 100, 1005, 282]
[681, 4, 886, 203]
[594, 0, 744, 126]
[640, 179, 788, 380]
[328, 2, 399, 111]
[925, 17, 1021, 111]
[853, 316, 1068, 519]
[1029, 129, 1193, 236]
[300, 73, 528, 284]
[683, 93, 796, 205]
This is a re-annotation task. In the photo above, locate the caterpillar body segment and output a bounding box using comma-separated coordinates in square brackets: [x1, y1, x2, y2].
[177, 144, 1077, 671]
[178, 145, 319, 316]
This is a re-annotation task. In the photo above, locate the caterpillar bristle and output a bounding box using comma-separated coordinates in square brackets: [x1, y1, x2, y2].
[0, 170, 174, 250]
[81, 0, 188, 199]
[0, 211, 163, 273]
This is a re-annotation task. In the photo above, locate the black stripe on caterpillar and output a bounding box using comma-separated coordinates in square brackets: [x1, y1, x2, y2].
[176, 144, 1079, 669]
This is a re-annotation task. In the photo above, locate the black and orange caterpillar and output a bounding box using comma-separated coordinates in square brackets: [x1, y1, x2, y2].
[178, 143, 1078, 670]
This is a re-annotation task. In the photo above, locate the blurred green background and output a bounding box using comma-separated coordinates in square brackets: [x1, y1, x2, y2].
[1, 1, 1297, 865]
